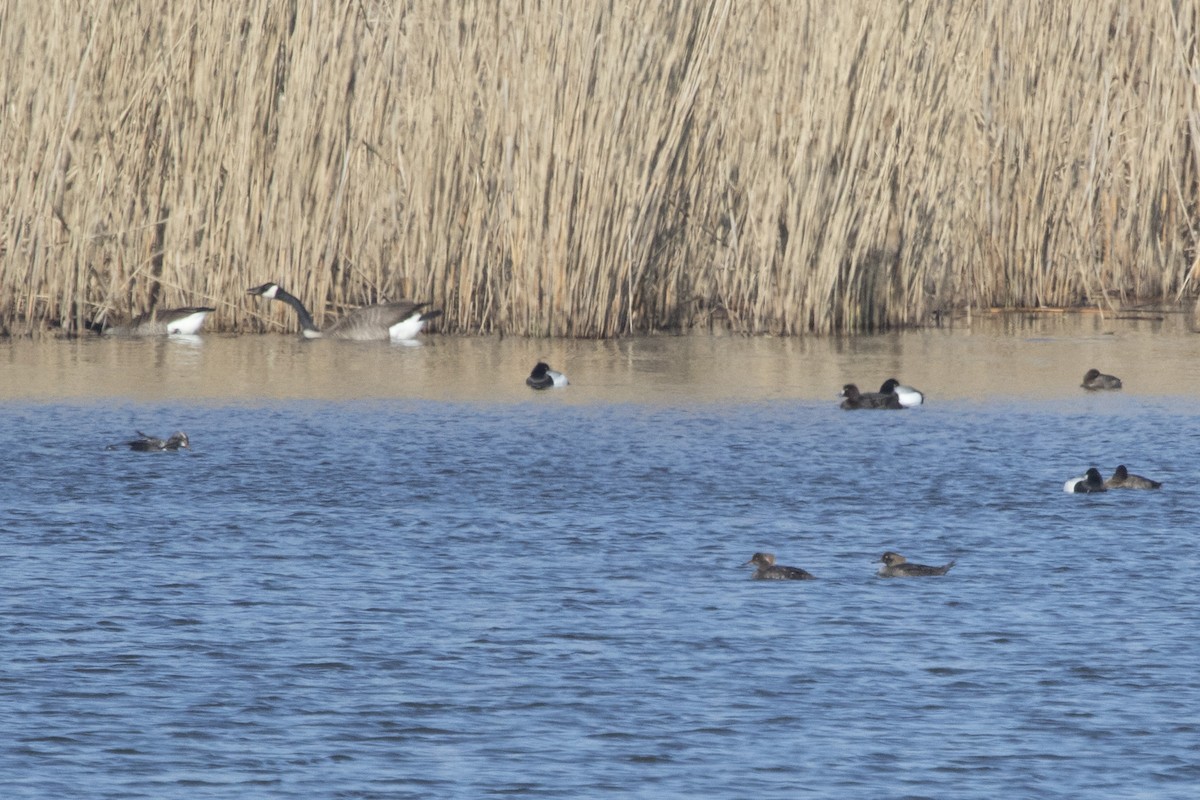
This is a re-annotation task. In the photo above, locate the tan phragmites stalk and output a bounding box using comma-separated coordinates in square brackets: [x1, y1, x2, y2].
[1, 1, 1197, 337]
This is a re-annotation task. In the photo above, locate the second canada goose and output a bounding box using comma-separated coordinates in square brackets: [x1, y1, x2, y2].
[248, 282, 442, 341]
[102, 307, 216, 336]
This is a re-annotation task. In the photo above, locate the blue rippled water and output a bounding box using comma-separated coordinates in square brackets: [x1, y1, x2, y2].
[3, 354, 1200, 797]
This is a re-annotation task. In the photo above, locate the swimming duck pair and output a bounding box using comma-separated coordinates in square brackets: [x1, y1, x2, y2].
[108, 431, 190, 452]
[1064, 465, 1162, 492]
[839, 378, 924, 410]
[743, 551, 954, 580]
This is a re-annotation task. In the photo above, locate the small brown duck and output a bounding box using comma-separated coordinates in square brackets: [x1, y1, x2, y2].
[1081, 369, 1122, 390]
[1105, 465, 1162, 490]
[878, 551, 955, 577]
[110, 431, 191, 452]
[839, 384, 902, 410]
[743, 552, 815, 581]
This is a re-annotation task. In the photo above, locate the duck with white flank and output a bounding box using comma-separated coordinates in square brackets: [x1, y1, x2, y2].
[109, 431, 190, 452]
[248, 282, 441, 342]
[743, 552, 815, 580]
[1105, 465, 1162, 490]
[1064, 467, 1107, 493]
[878, 378, 925, 407]
[878, 551, 955, 577]
[1081, 368, 1122, 390]
[526, 362, 569, 390]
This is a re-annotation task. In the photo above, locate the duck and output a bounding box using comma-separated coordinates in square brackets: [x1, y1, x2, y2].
[109, 431, 190, 452]
[878, 378, 925, 407]
[102, 307, 216, 336]
[1063, 467, 1107, 493]
[1081, 368, 1122, 390]
[839, 384, 902, 410]
[526, 362, 569, 390]
[877, 551, 955, 577]
[1105, 465, 1162, 490]
[247, 282, 441, 341]
[743, 552, 815, 580]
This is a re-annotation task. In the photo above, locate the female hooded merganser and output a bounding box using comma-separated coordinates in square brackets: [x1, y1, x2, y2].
[743, 552, 815, 580]
[878, 551, 955, 577]
[1105, 465, 1162, 490]
[878, 378, 924, 407]
[110, 431, 190, 452]
[1063, 467, 1107, 493]
[1081, 368, 1122, 390]
[248, 282, 441, 341]
[839, 384, 902, 410]
[526, 362, 569, 390]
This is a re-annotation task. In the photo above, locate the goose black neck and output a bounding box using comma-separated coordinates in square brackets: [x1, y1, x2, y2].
[273, 287, 320, 334]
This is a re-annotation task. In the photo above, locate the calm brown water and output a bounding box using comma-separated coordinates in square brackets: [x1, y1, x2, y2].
[1, 311, 1196, 403]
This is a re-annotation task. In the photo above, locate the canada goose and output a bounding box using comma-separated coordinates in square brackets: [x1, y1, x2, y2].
[878, 551, 955, 577]
[108, 431, 190, 452]
[1081, 369, 1122, 390]
[526, 362, 568, 389]
[102, 307, 216, 336]
[839, 384, 902, 410]
[742, 552, 815, 580]
[247, 282, 442, 341]
[879, 378, 925, 407]
[1064, 467, 1107, 493]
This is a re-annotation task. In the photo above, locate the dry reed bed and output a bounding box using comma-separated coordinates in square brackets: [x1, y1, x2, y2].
[1, 0, 1197, 337]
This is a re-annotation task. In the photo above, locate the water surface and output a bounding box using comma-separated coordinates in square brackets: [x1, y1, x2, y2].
[2, 314, 1199, 798]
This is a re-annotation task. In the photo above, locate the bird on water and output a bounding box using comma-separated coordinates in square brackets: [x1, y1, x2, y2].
[101, 307, 216, 336]
[248, 282, 441, 342]
[877, 551, 955, 577]
[743, 552, 815, 580]
[526, 362, 569, 390]
[109, 431, 191, 452]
